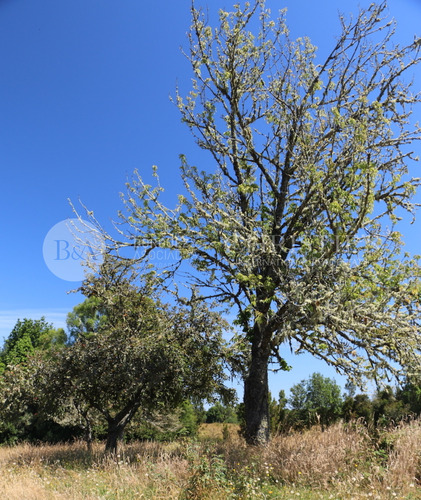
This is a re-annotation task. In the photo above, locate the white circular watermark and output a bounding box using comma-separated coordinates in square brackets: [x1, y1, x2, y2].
[43, 218, 105, 281]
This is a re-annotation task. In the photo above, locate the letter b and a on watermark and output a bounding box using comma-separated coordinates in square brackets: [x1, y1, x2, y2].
[43, 219, 104, 282]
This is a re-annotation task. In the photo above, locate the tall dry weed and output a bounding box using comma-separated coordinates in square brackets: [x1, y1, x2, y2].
[382, 418, 421, 489]
[211, 421, 420, 497]
[0, 422, 420, 499]
[0, 440, 189, 499]
[261, 422, 375, 488]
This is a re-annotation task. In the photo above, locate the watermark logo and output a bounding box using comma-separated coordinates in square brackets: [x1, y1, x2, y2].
[43, 218, 105, 281]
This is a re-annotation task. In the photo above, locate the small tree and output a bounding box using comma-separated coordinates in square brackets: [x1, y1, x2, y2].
[179, 401, 200, 436]
[269, 390, 288, 434]
[0, 318, 69, 444]
[33, 258, 232, 454]
[289, 373, 343, 430]
[0, 318, 66, 373]
[342, 393, 374, 426]
[79, 1, 421, 444]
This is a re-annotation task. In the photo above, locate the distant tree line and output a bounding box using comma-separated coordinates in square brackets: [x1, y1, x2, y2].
[204, 373, 421, 436]
[0, 306, 419, 449]
[268, 373, 421, 435]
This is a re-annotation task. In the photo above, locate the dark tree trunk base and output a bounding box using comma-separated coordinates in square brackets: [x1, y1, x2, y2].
[244, 343, 270, 445]
[105, 423, 125, 455]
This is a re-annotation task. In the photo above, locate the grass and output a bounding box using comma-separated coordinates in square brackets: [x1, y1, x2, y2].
[0, 420, 420, 499]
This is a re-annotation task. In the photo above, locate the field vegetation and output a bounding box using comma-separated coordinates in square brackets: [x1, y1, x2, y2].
[0, 420, 420, 499]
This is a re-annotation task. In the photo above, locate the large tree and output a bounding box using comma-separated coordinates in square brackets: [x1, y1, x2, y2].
[79, 1, 421, 444]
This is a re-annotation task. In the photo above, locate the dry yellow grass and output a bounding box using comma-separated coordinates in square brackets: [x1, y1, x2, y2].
[260, 420, 421, 497]
[197, 422, 240, 441]
[381, 418, 421, 489]
[0, 440, 189, 499]
[0, 421, 419, 499]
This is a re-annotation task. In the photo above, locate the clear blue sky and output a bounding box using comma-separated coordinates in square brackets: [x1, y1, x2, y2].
[1, 0, 420, 398]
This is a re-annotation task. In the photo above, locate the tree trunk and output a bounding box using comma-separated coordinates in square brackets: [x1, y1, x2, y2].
[81, 410, 93, 453]
[104, 402, 141, 455]
[105, 421, 126, 456]
[74, 404, 93, 453]
[84, 419, 93, 453]
[243, 330, 271, 445]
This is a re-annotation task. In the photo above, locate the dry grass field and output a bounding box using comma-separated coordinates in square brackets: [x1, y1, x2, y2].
[0, 420, 420, 499]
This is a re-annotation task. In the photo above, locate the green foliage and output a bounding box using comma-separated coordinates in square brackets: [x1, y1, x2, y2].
[0, 318, 72, 444]
[271, 376, 421, 434]
[24, 257, 231, 453]
[123, 404, 198, 442]
[269, 390, 288, 434]
[0, 421, 21, 445]
[372, 386, 410, 427]
[206, 402, 238, 424]
[66, 296, 107, 342]
[179, 400, 200, 437]
[397, 382, 421, 416]
[288, 373, 343, 430]
[2, 331, 34, 368]
[342, 393, 374, 426]
[3, 318, 51, 351]
[0, 318, 65, 373]
[182, 444, 230, 499]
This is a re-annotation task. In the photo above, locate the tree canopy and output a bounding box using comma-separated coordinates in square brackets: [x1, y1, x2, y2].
[289, 372, 343, 429]
[66, 296, 107, 342]
[78, 1, 421, 444]
[0, 318, 66, 373]
[27, 257, 232, 454]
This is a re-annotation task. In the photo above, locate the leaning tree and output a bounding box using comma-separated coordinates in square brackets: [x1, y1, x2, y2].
[79, 1, 421, 444]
